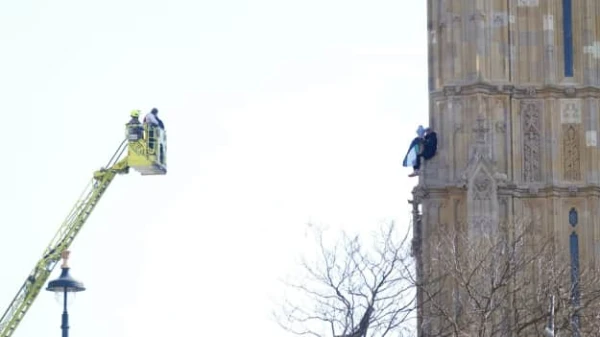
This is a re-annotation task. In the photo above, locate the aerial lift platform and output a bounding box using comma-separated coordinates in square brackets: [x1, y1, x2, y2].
[0, 111, 168, 337]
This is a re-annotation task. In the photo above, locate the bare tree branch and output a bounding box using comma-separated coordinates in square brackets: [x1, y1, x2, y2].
[419, 223, 600, 336]
[274, 222, 416, 337]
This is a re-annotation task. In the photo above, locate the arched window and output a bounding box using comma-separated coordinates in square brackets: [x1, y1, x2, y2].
[569, 208, 580, 335]
[563, 0, 574, 77]
[569, 208, 578, 227]
[570, 232, 580, 303]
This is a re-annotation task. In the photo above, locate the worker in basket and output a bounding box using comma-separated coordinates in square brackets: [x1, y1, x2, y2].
[402, 125, 437, 177]
[126, 109, 144, 141]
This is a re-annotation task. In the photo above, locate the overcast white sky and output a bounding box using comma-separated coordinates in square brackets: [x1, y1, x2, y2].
[0, 1, 427, 336]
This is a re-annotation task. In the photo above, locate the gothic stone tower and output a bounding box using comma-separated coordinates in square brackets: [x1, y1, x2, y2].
[412, 0, 600, 335]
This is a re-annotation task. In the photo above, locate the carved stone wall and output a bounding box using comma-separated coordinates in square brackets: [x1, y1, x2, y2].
[492, 97, 509, 173]
[418, 0, 600, 335]
[521, 100, 543, 183]
[562, 124, 581, 181]
[428, 0, 600, 88]
[467, 164, 499, 236]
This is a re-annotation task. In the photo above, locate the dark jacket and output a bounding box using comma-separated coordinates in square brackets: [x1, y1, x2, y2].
[127, 117, 141, 125]
[155, 115, 165, 129]
[422, 132, 437, 159]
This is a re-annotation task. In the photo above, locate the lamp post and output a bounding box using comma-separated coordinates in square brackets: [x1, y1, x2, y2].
[46, 251, 86, 337]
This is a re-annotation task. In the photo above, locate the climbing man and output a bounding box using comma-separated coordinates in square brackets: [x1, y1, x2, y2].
[402, 125, 426, 170]
[404, 126, 437, 177]
[126, 109, 143, 141]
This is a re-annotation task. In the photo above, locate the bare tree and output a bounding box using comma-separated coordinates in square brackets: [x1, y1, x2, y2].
[274, 222, 417, 337]
[418, 223, 600, 337]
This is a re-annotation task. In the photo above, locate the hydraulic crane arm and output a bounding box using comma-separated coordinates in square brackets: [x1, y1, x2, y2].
[0, 112, 167, 337]
[0, 140, 131, 337]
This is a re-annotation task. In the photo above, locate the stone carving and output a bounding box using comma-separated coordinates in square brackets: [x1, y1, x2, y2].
[493, 99, 508, 171]
[563, 124, 581, 181]
[568, 185, 578, 196]
[470, 116, 492, 160]
[472, 117, 490, 144]
[560, 99, 582, 124]
[444, 86, 462, 96]
[467, 167, 498, 236]
[413, 185, 428, 201]
[493, 172, 508, 186]
[525, 86, 537, 97]
[473, 172, 492, 200]
[564, 87, 576, 97]
[471, 217, 493, 235]
[521, 101, 542, 182]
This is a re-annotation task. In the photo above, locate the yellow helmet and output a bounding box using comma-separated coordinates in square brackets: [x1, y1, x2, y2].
[130, 109, 140, 118]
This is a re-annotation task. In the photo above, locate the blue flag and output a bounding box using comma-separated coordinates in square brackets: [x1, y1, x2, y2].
[402, 143, 420, 167]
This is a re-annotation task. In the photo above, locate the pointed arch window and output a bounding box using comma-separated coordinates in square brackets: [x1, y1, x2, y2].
[569, 208, 580, 335]
[570, 232, 580, 304]
[569, 208, 578, 227]
[563, 0, 574, 77]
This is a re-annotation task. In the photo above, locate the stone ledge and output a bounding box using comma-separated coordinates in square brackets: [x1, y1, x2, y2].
[431, 82, 600, 99]
[415, 183, 600, 199]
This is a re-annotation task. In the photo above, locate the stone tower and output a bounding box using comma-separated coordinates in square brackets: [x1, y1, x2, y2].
[411, 0, 600, 335]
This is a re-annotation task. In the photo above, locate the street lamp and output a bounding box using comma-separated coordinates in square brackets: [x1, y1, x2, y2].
[46, 251, 86, 337]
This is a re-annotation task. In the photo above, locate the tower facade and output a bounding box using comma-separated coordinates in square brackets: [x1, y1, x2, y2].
[412, 0, 600, 335]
